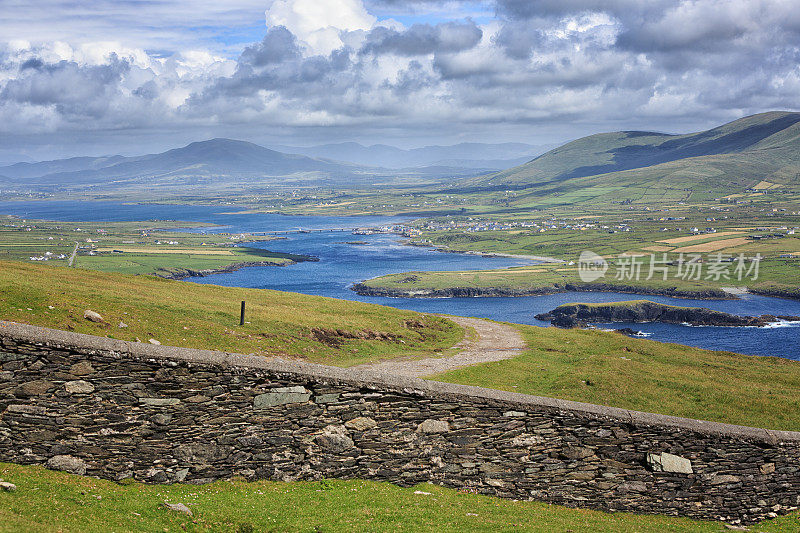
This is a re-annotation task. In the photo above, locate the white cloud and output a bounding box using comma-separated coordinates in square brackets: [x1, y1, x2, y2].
[265, 0, 377, 55]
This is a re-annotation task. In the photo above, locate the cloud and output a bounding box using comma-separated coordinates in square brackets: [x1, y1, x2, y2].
[2, 0, 800, 161]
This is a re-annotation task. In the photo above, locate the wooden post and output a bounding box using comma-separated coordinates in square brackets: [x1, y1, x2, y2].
[240, 301, 245, 326]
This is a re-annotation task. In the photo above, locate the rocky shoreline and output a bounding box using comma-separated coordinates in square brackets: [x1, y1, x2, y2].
[351, 282, 734, 300]
[535, 300, 800, 328]
[154, 256, 319, 280]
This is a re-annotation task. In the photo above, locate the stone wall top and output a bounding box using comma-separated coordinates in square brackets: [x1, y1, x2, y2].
[2, 319, 798, 444]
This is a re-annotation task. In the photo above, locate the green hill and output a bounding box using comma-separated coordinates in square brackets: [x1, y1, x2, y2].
[466, 111, 800, 205]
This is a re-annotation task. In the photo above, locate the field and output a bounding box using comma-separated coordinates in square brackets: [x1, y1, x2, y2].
[5, 463, 796, 533]
[359, 210, 800, 299]
[431, 324, 800, 431]
[0, 260, 462, 367]
[0, 216, 308, 277]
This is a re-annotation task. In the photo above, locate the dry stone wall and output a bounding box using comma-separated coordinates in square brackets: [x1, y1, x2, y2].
[1, 320, 799, 525]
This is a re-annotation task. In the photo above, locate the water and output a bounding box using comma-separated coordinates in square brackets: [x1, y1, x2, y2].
[2, 200, 799, 360]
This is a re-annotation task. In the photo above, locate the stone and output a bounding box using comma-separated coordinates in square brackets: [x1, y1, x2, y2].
[174, 468, 190, 482]
[0, 371, 13, 382]
[70, 361, 94, 376]
[314, 393, 340, 404]
[0, 481, 17, 491]
[148, 339, 161, 345]
[16, 380, 53, 397]
[139, 398, 180, 407]
[417, 419, 450, 434]
[710, 474, 741, 485]
[314, 425, 354, 452]
[503, 411, 526, 417]
[118, 321, 128, 328]
[83, 310, 104, 323]
[47, 455, 87, 475]
[163, 502, 193, 516]
[563, 446, 595, 460]
[760, 463, 775, 475]
[345, 417, 377, 431]
[253, 386, 311, 408]
[65, 380, 95, 394]
[647, 452, 693, 474]
[511, 434, 545, 447]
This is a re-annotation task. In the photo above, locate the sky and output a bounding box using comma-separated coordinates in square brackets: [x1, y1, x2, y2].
[1, 0, 800, 162]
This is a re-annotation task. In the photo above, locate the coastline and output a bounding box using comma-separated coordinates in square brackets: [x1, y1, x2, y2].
[351, 282, 737, 300]
[154, 255, 319, 280]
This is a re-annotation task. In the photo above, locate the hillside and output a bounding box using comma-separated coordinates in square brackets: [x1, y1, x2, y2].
[0, 139, 370, 190]
[466, 111, 800, 202]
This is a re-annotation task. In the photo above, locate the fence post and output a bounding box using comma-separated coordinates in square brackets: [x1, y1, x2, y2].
[240, 301, 245, 326]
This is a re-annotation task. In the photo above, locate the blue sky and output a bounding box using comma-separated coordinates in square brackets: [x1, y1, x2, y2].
[1, 0, 799, 161]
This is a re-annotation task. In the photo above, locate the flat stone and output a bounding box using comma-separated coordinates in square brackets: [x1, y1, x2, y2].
[47, 455, 87, 475]
[503, 411, 526, 417]
[0, 371, 13, 381]
[65, 380, 95, 394]
[0, 481, 17, 491]
[760, 463, 775, 475]
[139, 398, 180, 407]
[148, 339, 161, 345]
[163, 502, 192, 516]
[345, 417, 377, 431]
[709, 474, 741, 485]
[174, 468, 189, 482]
[511, 434, 545, 447]
[647, 452, 693, 474]
[253, 387, 311, 408]
[16, 380, 54, 397]
[70, 361, 94, 376]
[83, 310, 104, 323]
[314, 393, 340, 404]
[417, 419, 450, 434]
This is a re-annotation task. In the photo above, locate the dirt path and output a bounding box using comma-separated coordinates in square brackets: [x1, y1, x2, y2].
[353, 316, 526, 378]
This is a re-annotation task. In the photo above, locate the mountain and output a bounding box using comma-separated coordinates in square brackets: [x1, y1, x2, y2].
[269, 142, 550, 169]
[470, 111, 800, 191]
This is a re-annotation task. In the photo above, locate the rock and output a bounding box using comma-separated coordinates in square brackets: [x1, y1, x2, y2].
[345, 417, 377, 431]
[511, 434, 545, 447]
[760, 463, 775, 474]
[16, 380, 54, 397]
[417, 419, 450, 434]
[503, 411, 526, 418]
[139, 398, 180, 407]
[314, 393, 340, 404]
[0, 371, 13, 382]
[148, 339, 161, 345]
[647, 452, 693, 474]
[710, 474, 741, 485]
[414, 490, 432, 495]
[314, 425, 354, 452]
[0, 481, 17, 491]
[563, 446, 595, 460]
[163, 502, 193, 516]
[118, 321, 128, 328]
[47, 455, 87, 475]
[70, 361, 94, 376]
[174, 468, 190, 482]
[65, 380, 95, 394]
[83, 310, 104, 323]
[253, 386, 311, 408]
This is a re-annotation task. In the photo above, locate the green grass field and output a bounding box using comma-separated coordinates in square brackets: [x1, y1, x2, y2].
[0, 215, 305, 277]
[2, 462, 798, 532]
[0, 260, 462, 367]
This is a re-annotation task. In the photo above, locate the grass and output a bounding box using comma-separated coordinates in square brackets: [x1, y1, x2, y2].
[431, 324, 800, 431]
[0, 260, 462, 367]
[0, 215, 305, 277]
[3, 463, 799, 532]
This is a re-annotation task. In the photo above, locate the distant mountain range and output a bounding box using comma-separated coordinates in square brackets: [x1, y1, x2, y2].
[0, 139, 546, 193]
[268, 142, 550, 169]
[468, 111, 800, 198]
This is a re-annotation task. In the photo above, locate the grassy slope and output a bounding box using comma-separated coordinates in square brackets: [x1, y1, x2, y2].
[3, 463, 799, 532]
[0, 261, 461, 367]
[432, 325, 800, 431]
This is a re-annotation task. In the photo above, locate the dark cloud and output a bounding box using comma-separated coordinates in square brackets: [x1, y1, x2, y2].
[239, 26, 301, 67]
[361, 21, 482, 56]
